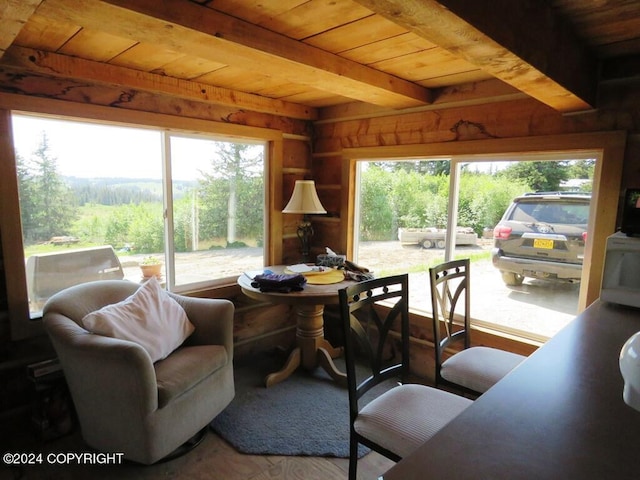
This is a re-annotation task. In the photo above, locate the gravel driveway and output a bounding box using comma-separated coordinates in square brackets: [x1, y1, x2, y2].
[358, 241, 579, 340]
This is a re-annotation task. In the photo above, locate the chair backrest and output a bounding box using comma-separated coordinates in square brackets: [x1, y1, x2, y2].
[429, 259, 471, 381]
[43, 279, 139, 327]
[338, 274, 409, 419]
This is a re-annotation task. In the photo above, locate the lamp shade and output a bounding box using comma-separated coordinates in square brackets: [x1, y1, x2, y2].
[620, 331, 640, 412]
[282, 180, 327, 214]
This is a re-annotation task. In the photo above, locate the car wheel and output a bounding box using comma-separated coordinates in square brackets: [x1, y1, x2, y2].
[502, 271, 524, 286]
[422, 239, 433, 249]
[436, 239, 446, 249]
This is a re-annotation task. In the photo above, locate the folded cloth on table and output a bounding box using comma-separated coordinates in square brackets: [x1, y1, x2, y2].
[343, 270, 375, 282]
[343, 260, 374, 281]
[251, 273, 307, 293]
[344, 260, 370, 273]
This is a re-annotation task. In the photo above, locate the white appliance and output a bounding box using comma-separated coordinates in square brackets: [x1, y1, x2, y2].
[601, 232, 640, 308]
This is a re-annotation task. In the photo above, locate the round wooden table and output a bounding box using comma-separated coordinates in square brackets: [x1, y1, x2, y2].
[238, 265, 353, 387]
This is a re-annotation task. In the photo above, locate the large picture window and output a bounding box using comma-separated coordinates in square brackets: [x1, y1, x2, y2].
[12, 113, 266, 316]
[354, 155, 595, 342]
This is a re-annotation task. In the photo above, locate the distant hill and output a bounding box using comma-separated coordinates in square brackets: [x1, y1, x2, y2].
[65, 176, 197, 205]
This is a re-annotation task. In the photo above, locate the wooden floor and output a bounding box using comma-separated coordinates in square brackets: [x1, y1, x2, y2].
[3, 413, 395, 480]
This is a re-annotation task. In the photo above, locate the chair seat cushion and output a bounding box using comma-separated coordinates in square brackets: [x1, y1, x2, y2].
[442, 346, 525, 393]
[156, 345, 228, 408]
[354, 384, 472, 459]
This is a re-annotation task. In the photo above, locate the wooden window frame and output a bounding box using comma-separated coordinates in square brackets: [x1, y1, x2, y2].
[0, 99, 284, 340]
[342, 131, 626, 319]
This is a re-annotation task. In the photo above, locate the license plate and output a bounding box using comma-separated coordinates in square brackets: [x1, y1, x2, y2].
[533, 238, 554, 249]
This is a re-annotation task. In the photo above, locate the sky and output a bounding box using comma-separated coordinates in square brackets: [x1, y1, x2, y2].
[10, 114, 224, 181]
[12, 113, 585, 182]
[14, 114, 505, 182]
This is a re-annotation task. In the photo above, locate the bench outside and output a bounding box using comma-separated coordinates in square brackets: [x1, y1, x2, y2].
[26, 246, 124, 311]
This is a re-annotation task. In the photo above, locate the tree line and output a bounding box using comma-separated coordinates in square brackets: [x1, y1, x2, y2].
[17, 133, 593, 250]
[359, 159, 593, 241]
[17, 133, 264, 253]
[73, 181, 162, 206]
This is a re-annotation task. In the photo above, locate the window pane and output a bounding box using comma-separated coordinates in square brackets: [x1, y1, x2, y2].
[355, 160, 447, 274]
[168, 135, 265, 287]
[355, 158, 592, 342]
[12, 114, 267, 316]
[12, 114, 163, 315]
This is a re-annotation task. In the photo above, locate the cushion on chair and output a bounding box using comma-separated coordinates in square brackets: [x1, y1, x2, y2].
[155, 345, 229, 408]
[442, 346, 525, 394]
[354, 384, 472, 459]
[81, 277, 194, 362]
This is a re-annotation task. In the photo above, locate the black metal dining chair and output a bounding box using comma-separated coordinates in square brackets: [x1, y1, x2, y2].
[429, 258, 525, 396]
[339, 273, 472, 480]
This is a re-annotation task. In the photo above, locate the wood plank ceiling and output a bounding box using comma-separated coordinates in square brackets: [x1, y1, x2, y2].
[0, 0, 639, 120]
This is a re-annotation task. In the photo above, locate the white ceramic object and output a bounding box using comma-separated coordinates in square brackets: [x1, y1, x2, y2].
[620, 331, 640, 411]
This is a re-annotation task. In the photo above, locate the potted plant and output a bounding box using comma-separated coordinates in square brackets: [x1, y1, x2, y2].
[139, 255, 163, 279]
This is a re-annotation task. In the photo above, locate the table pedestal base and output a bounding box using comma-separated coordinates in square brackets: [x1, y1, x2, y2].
[265, 304, 346, 388]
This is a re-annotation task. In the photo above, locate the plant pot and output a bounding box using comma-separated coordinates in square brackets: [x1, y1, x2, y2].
[140, 263, 162, 279]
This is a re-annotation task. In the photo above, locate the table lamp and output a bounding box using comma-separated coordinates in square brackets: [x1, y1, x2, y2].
[620, 331, 640, 411]
[283, 180, 327, 262]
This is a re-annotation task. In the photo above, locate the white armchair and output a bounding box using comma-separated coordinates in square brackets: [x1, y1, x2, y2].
[42, 279, 235, 464]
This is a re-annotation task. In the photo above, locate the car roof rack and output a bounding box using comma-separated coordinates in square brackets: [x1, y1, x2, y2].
[523, 191, 591, 196]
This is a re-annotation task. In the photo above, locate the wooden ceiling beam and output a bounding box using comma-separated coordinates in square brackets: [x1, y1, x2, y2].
[352, 0, 597, 113]
[37, 0, 433, 109]
[317, 79, 528, 123]
[0, 0, 42, 59]
[0, 46, 317, 120]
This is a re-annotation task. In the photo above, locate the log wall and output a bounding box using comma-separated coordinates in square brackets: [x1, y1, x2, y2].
[311, 85, 640, 270]
[0, 66, 639, 409]
[310, 83, 640, 379]
[0, 73, 309, 415]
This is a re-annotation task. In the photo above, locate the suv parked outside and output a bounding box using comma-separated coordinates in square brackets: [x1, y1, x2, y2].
[491, 192, 591, 286]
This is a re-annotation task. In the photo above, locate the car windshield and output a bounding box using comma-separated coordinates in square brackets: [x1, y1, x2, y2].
[510, 201, 589, 225]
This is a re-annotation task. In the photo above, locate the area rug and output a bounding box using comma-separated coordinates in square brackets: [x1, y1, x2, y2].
[210, 351, 395, 458]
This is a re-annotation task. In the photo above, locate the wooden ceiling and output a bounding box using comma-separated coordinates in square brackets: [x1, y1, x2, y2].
[1, 0, 639, 121]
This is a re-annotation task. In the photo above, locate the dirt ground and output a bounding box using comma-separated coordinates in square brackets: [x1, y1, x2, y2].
[357, 240, 579, 340]
[356, 240, 492, 274]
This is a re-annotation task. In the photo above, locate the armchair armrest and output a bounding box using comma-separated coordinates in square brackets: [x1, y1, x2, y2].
[43, 312, 159, 416]
[170, 295, 234, 359]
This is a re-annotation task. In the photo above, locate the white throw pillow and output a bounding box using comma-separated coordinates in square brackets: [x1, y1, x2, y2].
[82, 277, 195, 362]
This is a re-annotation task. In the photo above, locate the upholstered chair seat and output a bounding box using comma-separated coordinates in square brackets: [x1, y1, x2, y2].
[354, 383, 471, 459]
[440, 345, 525, 395]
